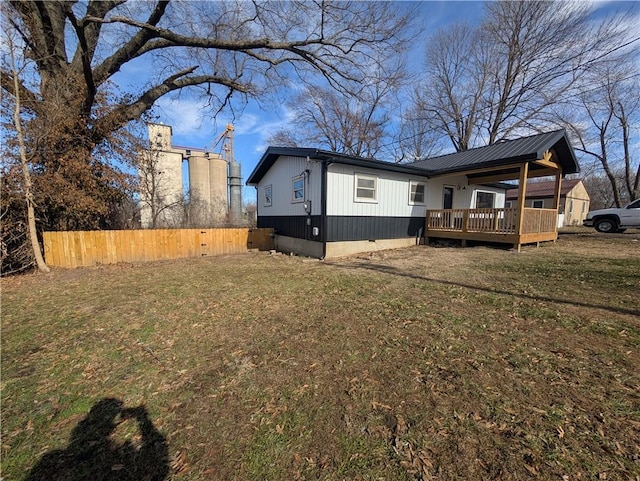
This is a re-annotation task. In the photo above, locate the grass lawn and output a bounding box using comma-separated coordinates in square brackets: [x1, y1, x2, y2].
[2, 233, 639, 480]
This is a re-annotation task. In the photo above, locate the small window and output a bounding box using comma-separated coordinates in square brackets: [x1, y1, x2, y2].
[292, 176, 304, 203]
[475, 191, 495, 209]
[532, 200, 544, 209]
[582, 202, 586, 213]
[409, 181, 426, 205]
[627, 199, 640, 209]
[355, 174, 377, 203]
[505, 200, 513, 208]
[264, 184, 272, 207]
[569, 200, 574, 213]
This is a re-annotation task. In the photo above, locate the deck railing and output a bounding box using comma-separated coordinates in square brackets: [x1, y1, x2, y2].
[426, 208, 557, 235]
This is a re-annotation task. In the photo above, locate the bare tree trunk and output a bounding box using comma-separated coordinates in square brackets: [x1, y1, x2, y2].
[598, 125, 623, 208]
[9, 43, 50, 273]
[616, 102, 637, 201]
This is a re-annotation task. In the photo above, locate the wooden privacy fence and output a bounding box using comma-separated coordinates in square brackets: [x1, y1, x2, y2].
[43, 228, 274, 268]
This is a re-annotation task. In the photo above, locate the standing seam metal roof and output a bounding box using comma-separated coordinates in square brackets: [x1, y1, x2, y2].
[411, 129, 578, 175]
[246, 130, 579, 185]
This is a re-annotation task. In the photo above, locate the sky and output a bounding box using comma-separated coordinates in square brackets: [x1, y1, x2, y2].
[109, 0, 638, 205]
[134, 1, 488, 204]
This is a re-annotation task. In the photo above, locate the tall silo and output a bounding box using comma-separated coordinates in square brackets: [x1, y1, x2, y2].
[188, 154, 211, 207]
[209, 153, 228, 222]
[139, 123, 184, 228]
[228, 160, 242, 224]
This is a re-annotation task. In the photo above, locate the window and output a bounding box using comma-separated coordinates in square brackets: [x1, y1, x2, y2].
[505, 200, 513, 208]
[582, 202, 586, 213]
[532, 200, 544, 209]
[264, 184, 272, 207]
[409, 181, 426, 205]
[292, 176, 304, 202]
[355, 174, 377, 202]
[569, 200, 574, 213]
[475, 191, 495, 209]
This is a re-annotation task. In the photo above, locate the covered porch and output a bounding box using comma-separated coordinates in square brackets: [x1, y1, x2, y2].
[424, 141, 570, 251]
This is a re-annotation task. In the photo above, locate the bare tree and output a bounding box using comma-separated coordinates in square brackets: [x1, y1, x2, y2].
[267, 57, 408, 158]
[137, 145, 184, 228]
[1, 1, 411, 271]
[395, 103, 448, 163]
[416, 23, 488, 151]
[4, 31, 49, 273]
[415, 2, 634, 152]
[560, 56, 639, 207]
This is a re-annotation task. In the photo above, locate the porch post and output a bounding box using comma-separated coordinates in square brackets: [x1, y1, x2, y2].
[552, 167, 563, 231]
[516, 162, 529, 251]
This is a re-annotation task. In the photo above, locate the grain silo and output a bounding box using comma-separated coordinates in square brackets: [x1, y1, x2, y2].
[139, 123, 184, 228]
[140, 122, 235, 227]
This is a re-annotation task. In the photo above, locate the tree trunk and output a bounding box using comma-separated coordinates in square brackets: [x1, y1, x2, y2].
[599, 126, 622, 208]
[11, 49, 50, 273]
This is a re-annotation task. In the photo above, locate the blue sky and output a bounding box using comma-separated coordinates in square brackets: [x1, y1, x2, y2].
[133, 1, 488, 203]
[109, 1, 637, 204]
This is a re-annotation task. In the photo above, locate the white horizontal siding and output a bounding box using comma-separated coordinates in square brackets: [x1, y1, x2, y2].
[258, 156, 322, 216]
[327, 164, 428, 217]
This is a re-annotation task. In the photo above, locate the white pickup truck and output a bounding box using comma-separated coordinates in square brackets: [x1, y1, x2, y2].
[583, 199, 640, 233]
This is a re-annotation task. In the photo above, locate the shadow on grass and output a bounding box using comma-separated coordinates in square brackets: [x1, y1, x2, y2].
[335, 262, 640, 318]
[25, 398, 168, 481]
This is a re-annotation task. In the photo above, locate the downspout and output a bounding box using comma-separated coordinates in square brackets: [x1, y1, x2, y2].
[320, 159, 328, 260]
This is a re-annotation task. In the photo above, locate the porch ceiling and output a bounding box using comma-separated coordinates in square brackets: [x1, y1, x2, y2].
[465, 162, 558, 184]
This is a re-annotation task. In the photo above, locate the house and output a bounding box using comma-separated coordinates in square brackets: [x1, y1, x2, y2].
[246, 130, 580, 257]
[505, 179, 590, 227]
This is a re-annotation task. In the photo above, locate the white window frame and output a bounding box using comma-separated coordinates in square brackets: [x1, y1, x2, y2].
[264, 184, 272, 207]
[408, 181, 426, 205]
[505, 200, 513, 208]
[354, 173, 378, 203]
[532, 200, 544, 209]
[292, 176, 304, 203]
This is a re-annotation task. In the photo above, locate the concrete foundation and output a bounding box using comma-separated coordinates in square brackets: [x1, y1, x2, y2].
[275, 236, 324, 258]
[325, 237, 419, 258]
[275, 235, 421, 258]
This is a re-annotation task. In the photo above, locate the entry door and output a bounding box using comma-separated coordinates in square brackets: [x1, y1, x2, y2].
[443, 186, 454, 209]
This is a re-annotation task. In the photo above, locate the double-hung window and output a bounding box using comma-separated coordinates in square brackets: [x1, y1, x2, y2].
[292, 176, 304, 202]
[355, 174, 377, 203]
[409, 181, 426, 205]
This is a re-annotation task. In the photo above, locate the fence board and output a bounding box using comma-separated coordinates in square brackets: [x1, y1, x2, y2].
[43, 228, 274, 268]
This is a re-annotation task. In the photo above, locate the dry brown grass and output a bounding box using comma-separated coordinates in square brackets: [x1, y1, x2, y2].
[2, 233, 639, 480]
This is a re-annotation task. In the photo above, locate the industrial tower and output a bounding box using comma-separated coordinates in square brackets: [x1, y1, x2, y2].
[139, 123, 242, 228]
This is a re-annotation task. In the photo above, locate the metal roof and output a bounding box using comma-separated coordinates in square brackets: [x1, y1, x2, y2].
[412, 129, 579, 175]
[246, 147, 430, 185]
[246, 130, 579, 185]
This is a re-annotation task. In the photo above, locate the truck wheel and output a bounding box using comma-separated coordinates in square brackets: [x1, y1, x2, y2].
[594, 218, 617, 233]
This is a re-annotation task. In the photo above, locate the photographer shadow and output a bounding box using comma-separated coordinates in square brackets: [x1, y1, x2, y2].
[26, 398, 168, 481]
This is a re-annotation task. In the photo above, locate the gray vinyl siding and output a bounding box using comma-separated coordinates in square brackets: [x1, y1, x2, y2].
[257, 156, 322, 217]
[326, 163, 429, 217]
